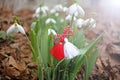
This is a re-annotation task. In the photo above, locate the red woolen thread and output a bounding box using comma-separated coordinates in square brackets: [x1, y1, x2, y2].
[50, 26, 74, 60]
[62, 26, 74, 37]
[50, 42, 64, 60]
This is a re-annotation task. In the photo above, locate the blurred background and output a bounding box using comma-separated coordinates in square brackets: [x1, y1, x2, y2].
[0, 0, 120, 66]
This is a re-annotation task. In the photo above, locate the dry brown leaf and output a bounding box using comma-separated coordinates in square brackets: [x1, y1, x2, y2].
[96, 58, 103, 74]
[27, 62, 38, 69]
[4, 66, 20, 77]
[8, 56, 25, 72]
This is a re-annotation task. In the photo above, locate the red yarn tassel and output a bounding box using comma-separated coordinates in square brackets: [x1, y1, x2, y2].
[50, 43, 64, 60]
[50, 26, 74, 60]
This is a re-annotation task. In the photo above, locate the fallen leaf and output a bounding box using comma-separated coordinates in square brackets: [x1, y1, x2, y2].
[8, 56, 26, 72]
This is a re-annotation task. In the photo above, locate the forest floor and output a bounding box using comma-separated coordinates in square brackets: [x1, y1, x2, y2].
[0, 7, 120, 80]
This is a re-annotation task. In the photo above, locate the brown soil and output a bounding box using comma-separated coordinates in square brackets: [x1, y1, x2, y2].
[0, 7, 120, 80]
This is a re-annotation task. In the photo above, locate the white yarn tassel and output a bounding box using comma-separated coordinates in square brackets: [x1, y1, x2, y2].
[64, 38, 80, 59]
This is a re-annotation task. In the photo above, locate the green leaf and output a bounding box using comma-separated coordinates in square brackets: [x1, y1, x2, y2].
[0, 31, 7, 40]
[52, 59, 64, 80]
[40, 28, 48, 65]
[69, 35, 101, 80]
[84, 49, 98, 80]
[70, 29, 86, 48]
[31, 21, 37, 30]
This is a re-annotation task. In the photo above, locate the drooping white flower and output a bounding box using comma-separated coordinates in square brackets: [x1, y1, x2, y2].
[48, 28, 57, 35]
[33, 7, 41, 17]
[46, 18, 56, 24]
[89, 18, 96, 28]
[92, 23, 96, 28]
[33, 13, 39, 18]
[33, 6, 49, 17]
[65, 15, 77, 21]
[75, 18, 84, 28]
[55, 13, 59, 16]
[83, 18, 89, 26]
[67, 3, 85, 17]
[54, 4, 63, 12]
[83, 18, 96, 28]
[7, 23, 25, 35]
[35, 7, 41, 14]
[41, 6, 49, 14]
[64, 38, 80, 59]
[63, 7, 68, 12]
[50, 9, 56, 14]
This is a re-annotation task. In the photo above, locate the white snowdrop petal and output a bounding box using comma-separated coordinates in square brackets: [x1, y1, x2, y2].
[65, 15, 76, 21]
[89, 18, 95, 23]
[68, 3, 85, 17]
[51, 19, 56, 24]
[55, 13, 59, 16]
[89, 18, 96, 28]
[17, 24, 26, 34]
[77, 5, 85, 17]
[41, 8, 46, 14]
[35, 7, 41, 14]
[63, 7, 68, 12]
[50, 9, 56, 14]
[68, 3, 77, 15]
[55, 4, 63, 11]
[41, 6, 49, 14]
[48, 28, 57, 35]
[51, 29, 57, 35]
[83, 19, 90, 25]
[7, 24, 16, 35]
[46, 19, 50, 24]
[74, 11, 79, 17]
[43, 6, 49, 11]
[46, 18, 56, 24]
[65, 15, 72, 21]
[48, 29, 51, 35]
[35, 6, 49, 17]
[92, 23, 96, 28]
[33, 13, 39, 18]
[75, 18, 84, 28]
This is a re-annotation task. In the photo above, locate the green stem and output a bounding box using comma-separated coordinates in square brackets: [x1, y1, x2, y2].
[25, 34, 36, 60]
[70, 14, 74, 28]
[84, 55, 89, 80]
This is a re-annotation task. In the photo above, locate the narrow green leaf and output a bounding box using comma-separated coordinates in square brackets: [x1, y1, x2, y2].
[84, 49, 98, 80]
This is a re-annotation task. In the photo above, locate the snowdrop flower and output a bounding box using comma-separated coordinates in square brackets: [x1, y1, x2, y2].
[7, 23, 25, 35]
[90, 18, 95, 23]
[92, 23, 96, 28]
[54, 4, 63, 12]
[67, 3, 85, 17]
[33, 13, 39, 18]
[35, 7, 41, 14]
[50, 9, 56, 14]
[33, 7, 41, 17]
[55, 13, 59, 16]
[63, 7, 68, 12]
[65, 15, 77, 21]
[75, 18, 84, 28]
[64, 38, 80, 59]
[46, 18, 56, 24]
[83, 18, 89, 26]
[48, 28, 57, 35]
[33, 6, 49, 17]
[83, 18, 96, 28]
